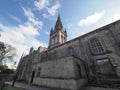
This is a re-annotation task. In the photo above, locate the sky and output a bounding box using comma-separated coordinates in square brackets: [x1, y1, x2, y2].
[0, 0, 120, 67]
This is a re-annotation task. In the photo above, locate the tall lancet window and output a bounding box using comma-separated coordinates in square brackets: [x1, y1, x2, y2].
[55, 35, 57, 44]
[61, 35, 64, 43]
[51, 38, 54, 45]
[68, 47, 74, 55]
[89, 38, 105, 54]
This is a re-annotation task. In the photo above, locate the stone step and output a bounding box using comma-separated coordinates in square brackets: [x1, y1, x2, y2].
[89, 83, 120, 87]
[84, 86, 120, 90]
[88, 84, 120, 89]
[89, 82, 120, 84]
[88, 79, 120, 89]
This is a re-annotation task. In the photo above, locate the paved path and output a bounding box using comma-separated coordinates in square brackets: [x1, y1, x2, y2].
[5, 81, 52, 90]
[5, 81, 120, 90]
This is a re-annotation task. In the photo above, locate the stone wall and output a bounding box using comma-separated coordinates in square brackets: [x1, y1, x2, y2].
[32, 56, 87, 90]
[33, 78, 77, 90]
[78, 21, 120, 77]
[48, 39, 80, 60]
[33, 56, 76, 79]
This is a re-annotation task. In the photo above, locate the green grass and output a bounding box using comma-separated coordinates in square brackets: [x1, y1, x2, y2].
[5, 85, 20, 90]
[3, 85, 26, 90]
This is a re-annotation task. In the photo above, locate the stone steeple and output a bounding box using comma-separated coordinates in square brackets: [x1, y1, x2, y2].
[54, 14, 63, 31]
[49, 14, 67, 49]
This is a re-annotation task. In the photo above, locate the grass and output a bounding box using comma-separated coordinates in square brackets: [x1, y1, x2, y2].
[5, 85, 20, 90]
[2, 85, 27, 90]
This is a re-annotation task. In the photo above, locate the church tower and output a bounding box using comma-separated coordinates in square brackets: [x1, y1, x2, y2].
[49, 15, 67, 49]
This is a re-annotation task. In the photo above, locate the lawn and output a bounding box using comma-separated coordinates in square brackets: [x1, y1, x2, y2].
[2, 85, 27, 90]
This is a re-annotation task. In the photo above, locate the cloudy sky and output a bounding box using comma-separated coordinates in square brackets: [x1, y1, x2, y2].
[0, 0, 120, 66]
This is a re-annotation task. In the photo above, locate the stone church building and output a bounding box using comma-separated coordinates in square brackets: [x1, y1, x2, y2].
[17, 15, 120, 90]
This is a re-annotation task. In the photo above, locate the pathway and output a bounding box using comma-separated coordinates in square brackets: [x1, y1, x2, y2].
[5, 81, 52, 90]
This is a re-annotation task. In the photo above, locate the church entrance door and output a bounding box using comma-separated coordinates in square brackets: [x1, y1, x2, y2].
[30, 71, 35, 84]
[95, 58, 118, 78]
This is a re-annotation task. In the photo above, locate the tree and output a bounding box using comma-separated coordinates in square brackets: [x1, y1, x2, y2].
[0, 64, 8, 72]
[0, 42, 16, 65]
[2, 69, 15, 74]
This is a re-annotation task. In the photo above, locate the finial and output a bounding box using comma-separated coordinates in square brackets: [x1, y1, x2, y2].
[65, 28, 66, 31]
[29, 46, 34, 54]
[65, 28, 67, 36]
[50, 28, 53, 34]
[58, 13, 60, 19]
[31, 46, 33, 49]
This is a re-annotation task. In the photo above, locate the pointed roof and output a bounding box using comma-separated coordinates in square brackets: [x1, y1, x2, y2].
[54, 14, 63, 31]
[50, 28, 53, 32]
[50, 28, 53, 35]
[65, 28, 67, 36]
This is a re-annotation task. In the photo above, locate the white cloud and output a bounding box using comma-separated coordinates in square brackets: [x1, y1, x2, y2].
[9, 15, 21, 23]
[34, 0, 61, 17]
[18, 24, 39, 36]
[7, 63, 16, 69]
[47, 1, 61, 16]
[78, 10, 105, 26]
[67, 22, 74, 29]
[0, 7, 47, 67]
[34, 0, 50, 10]
[45, 31, 49, 35]
[22, 7, 43, 28]
[0, 23, 47, 66]
[42, 13, 50, 18]
[0, 24, 46, 58]
[110, 14, 120, 22]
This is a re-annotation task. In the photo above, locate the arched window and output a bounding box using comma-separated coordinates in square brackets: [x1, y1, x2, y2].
[38, 54, 41, 61]
[77, 63, 82, 78]
[89, 38, 105, 54]
[54, 51, 57, 58]
[68, 47, 74, 55]
[36, 67, 41, 77]
[61, 35, 63, 43]
[51, 38, 54, 45]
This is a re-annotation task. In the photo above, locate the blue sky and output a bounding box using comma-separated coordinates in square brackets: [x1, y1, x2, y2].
[0, 0, 120, 67]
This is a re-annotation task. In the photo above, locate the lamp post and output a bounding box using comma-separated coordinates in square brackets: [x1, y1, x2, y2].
[12, 55, 24, 86]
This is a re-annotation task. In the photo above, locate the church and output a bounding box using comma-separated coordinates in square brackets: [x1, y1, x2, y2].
[16, 15, 120, 90]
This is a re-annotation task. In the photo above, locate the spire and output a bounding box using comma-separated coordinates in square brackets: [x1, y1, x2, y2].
[50, 28, 53, 34]
[54, 14, 63, 31]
